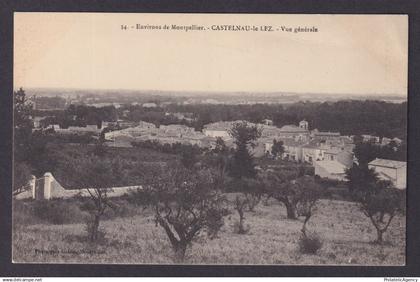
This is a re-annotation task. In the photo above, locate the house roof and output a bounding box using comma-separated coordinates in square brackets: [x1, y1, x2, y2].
[143, 102, 157, 107]
[279, 125, 308, 133]
[368, 158, 406, 169]
[302, 142, 321, 149]
[315, 160, 346, 174]
[281, 138, 305, 147]
[204, 120, 257, 131]
[325, 147, 342, 155]
[313, 131, 340, 136]
[33, 116, 46, 122]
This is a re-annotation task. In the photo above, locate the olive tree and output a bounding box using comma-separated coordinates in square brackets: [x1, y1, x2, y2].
[346, 163, 403, 244]
[144, 165, 228, 262]
[260, 169, 301, 219]
[294, 176, 323, 236]
[355, 180, 402, 244]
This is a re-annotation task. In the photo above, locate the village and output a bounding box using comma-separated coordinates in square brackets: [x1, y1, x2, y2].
[29, 108, 406, 193]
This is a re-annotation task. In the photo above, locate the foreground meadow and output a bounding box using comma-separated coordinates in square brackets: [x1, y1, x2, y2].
[12, 198, 405, 265]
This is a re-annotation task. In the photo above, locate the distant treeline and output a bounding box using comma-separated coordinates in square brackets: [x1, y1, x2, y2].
[33, 96, 67, 109]
[36, 104, 118, 128]
[165, 100, 407, 139]
[119, 105, 193, 127]
[35, 100, 407, 140]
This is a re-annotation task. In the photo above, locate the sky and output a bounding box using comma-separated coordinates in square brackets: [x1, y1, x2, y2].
[14, 13, 408, 96]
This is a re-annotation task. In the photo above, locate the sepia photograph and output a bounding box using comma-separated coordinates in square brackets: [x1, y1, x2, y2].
[12, 13, 407, 265]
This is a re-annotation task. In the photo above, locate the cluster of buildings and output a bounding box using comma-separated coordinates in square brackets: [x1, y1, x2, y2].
[34, 113, 406, 189]
[201, 119, 406, 189]
[361, 134, 403, 147]
[32, 117, 112, 134]
[104, 121, 215, 147]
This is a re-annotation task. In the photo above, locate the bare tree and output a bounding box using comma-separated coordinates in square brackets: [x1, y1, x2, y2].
[58, 156, 125, 242]
[13, 161, 32, 196]
[84, 188, 113, 241]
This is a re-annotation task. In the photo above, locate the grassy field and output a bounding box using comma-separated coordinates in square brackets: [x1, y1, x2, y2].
[12, 197, 405, 265]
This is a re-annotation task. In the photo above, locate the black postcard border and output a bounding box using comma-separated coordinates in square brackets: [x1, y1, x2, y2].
[1, 0, 419, 277]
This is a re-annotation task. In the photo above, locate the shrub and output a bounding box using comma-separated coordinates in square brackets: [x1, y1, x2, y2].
[298, 231, 323, 255]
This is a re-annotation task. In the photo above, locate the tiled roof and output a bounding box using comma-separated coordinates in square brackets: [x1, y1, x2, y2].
[368, 158, 406, 169]
[204, 120, 251, 130]
[314, 131, 340, 136]
[325, 147, 342, 155]
[279, 125, 308, 133]
[302, 143, 321, 149]
[282, 138, 305, 147]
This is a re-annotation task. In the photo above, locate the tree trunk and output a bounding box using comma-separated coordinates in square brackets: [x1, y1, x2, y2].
[92, 214, 100, 241]
[301, 221, 308, 237]
[173, 242, 187, 263]
[375, 228, 384, 244]
[263, 194, 271, 206]
[284, 201, 297, 219]
[379, 212, 385, 223]
[237, 208, 247, 234]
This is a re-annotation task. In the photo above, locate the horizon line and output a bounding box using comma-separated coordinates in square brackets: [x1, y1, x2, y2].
[15, 86, 407, 98]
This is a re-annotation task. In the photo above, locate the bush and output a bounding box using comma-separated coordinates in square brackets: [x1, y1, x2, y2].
[298, 231, 323, 254]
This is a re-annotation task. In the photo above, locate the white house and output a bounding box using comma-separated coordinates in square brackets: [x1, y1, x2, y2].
[32, 116, 45, 128]
[262, 119, 273, 126]
[202, 121, 241, 140]
[368, 158, 407, 189]
[142, 102, 157, 108]
[278, 121, 310, 142]
[362, 135, 380, 143]
[302, 143, 326, 164]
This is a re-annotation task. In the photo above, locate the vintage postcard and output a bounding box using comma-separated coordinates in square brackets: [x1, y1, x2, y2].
[12, 13, 407, 265]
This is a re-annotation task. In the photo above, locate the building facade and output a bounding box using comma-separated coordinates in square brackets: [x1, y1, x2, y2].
[368, 158, 407, 189]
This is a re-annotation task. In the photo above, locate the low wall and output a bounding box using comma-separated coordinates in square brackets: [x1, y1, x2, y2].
[15, 172, 142, 200]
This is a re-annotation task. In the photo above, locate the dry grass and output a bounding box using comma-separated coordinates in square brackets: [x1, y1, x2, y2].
[12, 198, 405, 265]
